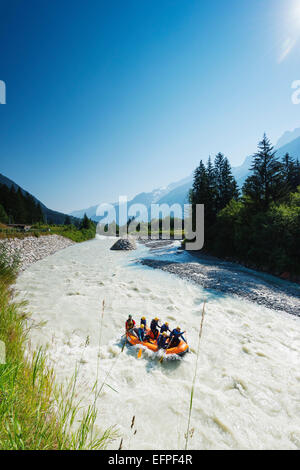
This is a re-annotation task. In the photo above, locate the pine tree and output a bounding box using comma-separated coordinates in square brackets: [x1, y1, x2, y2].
[9, 186, 19, 222]
[189, 159, 217, 230]
[16, 188, 27, 223]
[64, 215, 71, 225]
[0, 203, 8, 224]
[36, 203, 44, 223]
[220, 158, 239, 206]
[295, 159, 300, 189]
[81, 213, 91, 229]
[281, 153, 300, 192]
[190, 161, 209, 204]
[214, 153, 239, 212]
[243, 134, 284, 210]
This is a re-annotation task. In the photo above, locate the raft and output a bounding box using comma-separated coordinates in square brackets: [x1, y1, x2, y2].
[126, 328, 189, 357]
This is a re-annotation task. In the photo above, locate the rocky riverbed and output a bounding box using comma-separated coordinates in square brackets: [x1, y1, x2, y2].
[139, 240, 300, 317]
[0, 235, 75, 271]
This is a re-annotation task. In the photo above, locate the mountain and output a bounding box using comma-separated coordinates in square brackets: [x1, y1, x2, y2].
[70, 174, 194, 223]
[71, 157, 252, 223]
[231, 156, 253, 188]
[0, 173, 80, 225]
[275, 135, 300, 160]
[71, 132, 300, 224]
[275, 128, 300, 149]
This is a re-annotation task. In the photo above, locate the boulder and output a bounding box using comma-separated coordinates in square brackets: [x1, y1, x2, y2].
[110, 238, 136, 251]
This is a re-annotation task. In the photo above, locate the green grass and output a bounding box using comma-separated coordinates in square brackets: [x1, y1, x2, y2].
[0, 243, 116, 450]
[0, 224, 96, 243]
[50, 226, 96, 243]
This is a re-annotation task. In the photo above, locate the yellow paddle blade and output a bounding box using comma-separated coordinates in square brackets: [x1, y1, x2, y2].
[159, 350, 166, 363]
[137, 348, 143, 359]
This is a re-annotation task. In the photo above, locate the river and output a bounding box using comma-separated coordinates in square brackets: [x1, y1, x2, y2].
[15, 236, 300, 450]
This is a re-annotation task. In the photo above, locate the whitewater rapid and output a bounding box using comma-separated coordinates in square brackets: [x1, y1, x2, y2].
[15, 237, 300, 450]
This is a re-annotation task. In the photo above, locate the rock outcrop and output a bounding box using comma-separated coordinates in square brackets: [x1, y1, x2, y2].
[110, 238, 136, 251]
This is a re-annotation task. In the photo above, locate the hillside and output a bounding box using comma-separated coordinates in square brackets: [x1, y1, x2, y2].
[0, 173, 80, 225]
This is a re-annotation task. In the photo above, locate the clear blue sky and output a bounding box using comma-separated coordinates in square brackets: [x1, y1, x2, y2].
[0, 0, 300, 213]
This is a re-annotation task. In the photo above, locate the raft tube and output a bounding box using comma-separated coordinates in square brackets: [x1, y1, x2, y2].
[126, 328, 189, 357]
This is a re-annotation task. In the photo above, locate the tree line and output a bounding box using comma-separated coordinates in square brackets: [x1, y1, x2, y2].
[189, 134, 300, 277]
[0, 181, 96, 234]
[0, 184, 44, 224]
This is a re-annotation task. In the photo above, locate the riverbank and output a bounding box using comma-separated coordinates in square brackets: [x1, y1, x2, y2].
[0, 222, 96, 244]
[139, 240, 300, 317]
[0, 239, 115, 450]
[0, 235, 75, 270]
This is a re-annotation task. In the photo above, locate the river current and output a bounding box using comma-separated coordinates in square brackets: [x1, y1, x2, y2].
[15, 237, 300, 450]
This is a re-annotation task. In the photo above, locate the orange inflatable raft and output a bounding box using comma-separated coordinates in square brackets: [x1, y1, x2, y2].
[126, 328, 189, 357]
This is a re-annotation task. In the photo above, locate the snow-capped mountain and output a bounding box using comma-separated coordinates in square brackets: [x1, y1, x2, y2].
[70, 174, 193, 222]
[275, 128, 300, 149]
[70, 131, 300, 223]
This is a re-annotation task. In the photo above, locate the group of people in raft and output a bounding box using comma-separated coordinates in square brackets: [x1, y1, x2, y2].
[125, 314, 186, 350]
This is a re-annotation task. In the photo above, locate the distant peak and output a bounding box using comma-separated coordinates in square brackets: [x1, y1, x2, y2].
[276, 128, 300, 149]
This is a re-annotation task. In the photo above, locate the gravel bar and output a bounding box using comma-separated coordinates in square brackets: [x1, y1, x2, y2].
[0, 235, 75, 271]
[139, 240, 300, 317]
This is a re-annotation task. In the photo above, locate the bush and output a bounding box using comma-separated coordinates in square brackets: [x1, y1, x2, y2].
[207, 188, 300, 275]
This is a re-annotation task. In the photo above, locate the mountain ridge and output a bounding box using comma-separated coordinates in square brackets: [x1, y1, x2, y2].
[70, 155, 254, 222]
[70, 132, 300, 223]
[0, 173, 80, 225]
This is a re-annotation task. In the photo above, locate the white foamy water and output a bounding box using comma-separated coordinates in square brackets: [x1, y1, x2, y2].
[15, 237, 300, 450]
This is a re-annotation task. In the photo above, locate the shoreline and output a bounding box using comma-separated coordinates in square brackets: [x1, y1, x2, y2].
[0, 234, 75, 271]
[138, 240, 300, 317]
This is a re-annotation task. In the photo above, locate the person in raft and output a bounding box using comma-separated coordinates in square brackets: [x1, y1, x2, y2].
[140, 316, 147, 330]
[150, 317, 160, 339]
[157, 331, 168, 349]
[160, 321, 171, 334]
[137, 324, 145, 342]
[168, 326, 186, 348]
[125, 314, 136, 331]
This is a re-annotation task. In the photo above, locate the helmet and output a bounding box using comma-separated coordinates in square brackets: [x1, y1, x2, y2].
[141, 316, 146, 320]
[140, 324, 145, 329]
[165, 322, 169, 326]
[154, 317, 159, 321]
[163, 332, 167, 336]
[176, 326, 181, 330]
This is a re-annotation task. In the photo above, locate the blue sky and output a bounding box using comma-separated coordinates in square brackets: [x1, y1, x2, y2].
[0, 0, 300, 213]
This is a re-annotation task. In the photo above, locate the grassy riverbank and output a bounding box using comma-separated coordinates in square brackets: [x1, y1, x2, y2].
[0, 223, 96, 243]
[0, 244, 115, 450]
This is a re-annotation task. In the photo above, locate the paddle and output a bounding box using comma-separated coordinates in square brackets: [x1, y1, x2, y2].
[121, 327, 134, 352]
[137, 347, 143, 359]
[137, 329, 146, 359]
[159, 336, 170, 363]
[159, 349, 165, 363]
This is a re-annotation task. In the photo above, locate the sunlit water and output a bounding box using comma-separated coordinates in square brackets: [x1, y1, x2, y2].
[15, 237, 300, 450]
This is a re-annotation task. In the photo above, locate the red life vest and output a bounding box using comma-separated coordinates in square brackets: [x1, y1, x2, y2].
[126, 319, 135, 330]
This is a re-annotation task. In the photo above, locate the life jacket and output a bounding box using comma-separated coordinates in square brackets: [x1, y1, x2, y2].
[150, 319, 159, 331]
[169, 329, 185, 346]
[170, 328, 181, 338]
[157, 334, 167, 348]
[160, 324, 169, 333]
[126, 319, 135, 330]
[138, 328, 145, 341]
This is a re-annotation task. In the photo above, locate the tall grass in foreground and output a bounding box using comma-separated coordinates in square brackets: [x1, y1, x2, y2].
[185, 301, 206, 450]
[0, 244, 116, 450]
